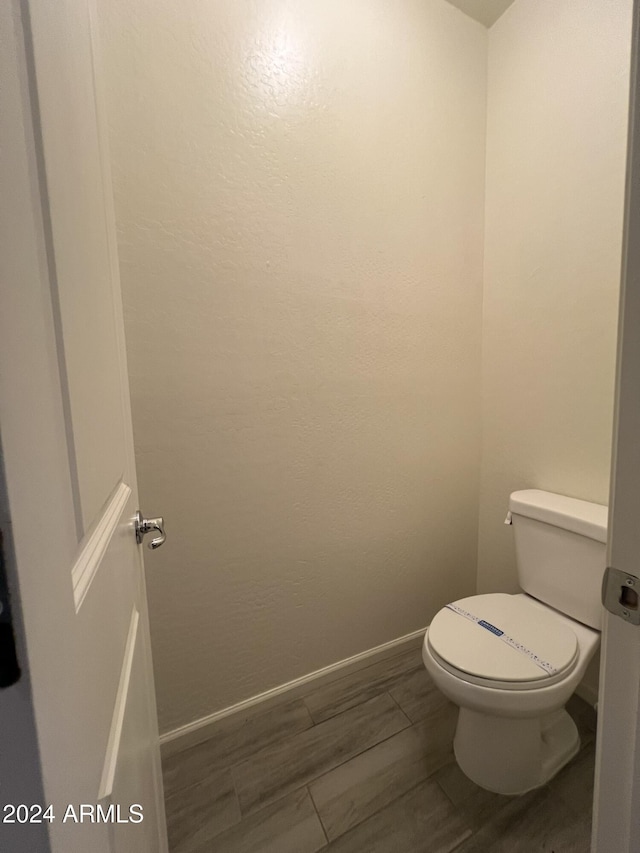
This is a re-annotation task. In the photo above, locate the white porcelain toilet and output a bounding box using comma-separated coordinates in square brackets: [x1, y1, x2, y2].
[423, 489, 607, 796]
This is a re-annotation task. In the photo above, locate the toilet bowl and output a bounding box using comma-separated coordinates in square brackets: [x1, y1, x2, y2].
[423, 490, 607, 796]
[423, 592, 599, 794]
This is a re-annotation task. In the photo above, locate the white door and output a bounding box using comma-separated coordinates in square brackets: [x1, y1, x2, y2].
[592, 3, 640, 851]
[0, 1, 168, 852]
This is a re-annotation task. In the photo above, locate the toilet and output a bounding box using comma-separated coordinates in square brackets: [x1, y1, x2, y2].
[422, 489, 607, 796]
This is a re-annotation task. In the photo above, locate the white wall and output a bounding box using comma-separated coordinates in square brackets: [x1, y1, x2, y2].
[97, 0, 487, 733]
[478, 0, 632, 598]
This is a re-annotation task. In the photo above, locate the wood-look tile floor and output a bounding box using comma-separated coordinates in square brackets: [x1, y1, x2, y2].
[162, 648, 597, 853]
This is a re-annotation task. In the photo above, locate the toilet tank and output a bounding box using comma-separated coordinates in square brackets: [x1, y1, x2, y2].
[509, 490, 608, 630]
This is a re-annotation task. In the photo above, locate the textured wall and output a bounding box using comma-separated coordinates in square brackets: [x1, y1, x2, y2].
[477, 0, 632, 597]
[97, 0, 487, 732]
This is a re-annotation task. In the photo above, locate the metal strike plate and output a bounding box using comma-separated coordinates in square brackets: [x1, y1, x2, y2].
[602, 566, 640, 625]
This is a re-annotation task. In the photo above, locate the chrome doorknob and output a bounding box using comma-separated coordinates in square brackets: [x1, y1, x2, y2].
[135, 511, 166, 550]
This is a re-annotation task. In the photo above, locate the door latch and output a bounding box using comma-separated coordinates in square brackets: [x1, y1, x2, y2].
[135, 511, 166, 550]
[602, 566, 640, 625]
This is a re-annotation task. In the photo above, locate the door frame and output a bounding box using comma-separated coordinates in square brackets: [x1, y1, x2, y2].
[592, 2, 640, 850]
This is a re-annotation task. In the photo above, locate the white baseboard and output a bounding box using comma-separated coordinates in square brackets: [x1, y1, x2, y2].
[160, 626, 427, 757]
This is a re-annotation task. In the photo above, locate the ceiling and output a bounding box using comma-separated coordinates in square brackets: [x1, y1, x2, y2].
[444, 0, 517, 27]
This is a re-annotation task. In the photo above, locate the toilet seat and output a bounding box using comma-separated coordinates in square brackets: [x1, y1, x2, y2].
[428, 593, 579, 690]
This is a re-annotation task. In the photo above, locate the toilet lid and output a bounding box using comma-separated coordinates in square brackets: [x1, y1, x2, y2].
[428, 594, 578, 683]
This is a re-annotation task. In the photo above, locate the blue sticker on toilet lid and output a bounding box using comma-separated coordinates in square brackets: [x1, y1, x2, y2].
[445, 602, 557, 675]
[428, 593, 579, 683]
[477, 619, 503, 637]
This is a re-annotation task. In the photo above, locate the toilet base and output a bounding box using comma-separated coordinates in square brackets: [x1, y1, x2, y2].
[453, 706, 580, 795]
